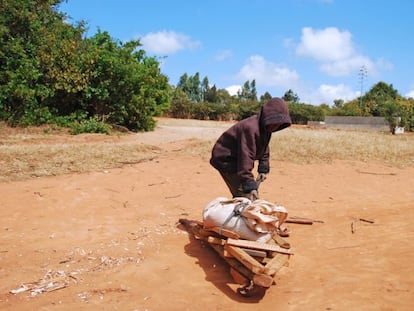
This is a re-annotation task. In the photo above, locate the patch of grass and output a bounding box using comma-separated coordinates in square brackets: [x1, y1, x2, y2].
[0, 143, 160, 182]
[271, 128, 414, 167]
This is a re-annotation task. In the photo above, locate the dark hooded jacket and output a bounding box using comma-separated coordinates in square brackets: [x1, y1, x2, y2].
[210, 97, 291, 193]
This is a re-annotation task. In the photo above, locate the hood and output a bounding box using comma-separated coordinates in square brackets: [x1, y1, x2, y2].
[259, 98, 292, 132]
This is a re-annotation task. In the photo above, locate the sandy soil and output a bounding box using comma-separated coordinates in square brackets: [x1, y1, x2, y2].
[0, 122, 413, 311]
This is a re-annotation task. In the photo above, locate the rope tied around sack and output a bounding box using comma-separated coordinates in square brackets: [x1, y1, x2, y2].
[219, 201, 250, 236]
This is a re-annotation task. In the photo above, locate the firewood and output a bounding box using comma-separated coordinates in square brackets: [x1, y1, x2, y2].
[207, 236, 225, 245]
[208, 244, 273, 288]
[272, 234, 291, 249]
[224, 247, 267, 259]
[285, 218, 313, 225]
[230, 268, 249, 285]
[224, 244, 265, 274]
[205, 226, 240, 239]
[263, 253, 290, 276]
[226, 238, 293, 255]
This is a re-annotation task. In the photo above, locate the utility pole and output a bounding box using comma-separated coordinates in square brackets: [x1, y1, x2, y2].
[358, 65, 368, 114]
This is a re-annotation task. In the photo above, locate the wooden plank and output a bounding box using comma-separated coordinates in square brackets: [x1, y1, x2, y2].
[178, 219, 240, 240]
[207, 236, 225, 245]
[263, 253, 290, 276]
[272, 235, 290, 249]
[224, 247, 267, 259]
[252, 274, 274, 288]
[205, 226, 240, 239]
[197, 228, 220, 239]
[240, 248, 267, 258]
[224, 244, 265, 274]
[179, 219, 214, 237]
[226, 238, 293, 255]
[285, 218, 313, 225]
[209, 244, 273, 288]
[230, 268, 249, 285]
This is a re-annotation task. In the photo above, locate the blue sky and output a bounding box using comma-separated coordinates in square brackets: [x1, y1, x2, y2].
[59, 0, 414, 105]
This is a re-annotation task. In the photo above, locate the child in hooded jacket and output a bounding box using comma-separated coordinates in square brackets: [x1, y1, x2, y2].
[210, 97, 292, 200]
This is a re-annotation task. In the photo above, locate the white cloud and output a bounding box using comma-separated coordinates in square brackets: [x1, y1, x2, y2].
[405, 90, 414, 99]
[318, 83, 357, 103]
[232, 53, 362, 105]
[304, 83, 358, 105]
[237, 55, 299, 89]
[140, 30, 200, 55]
[215, 49, 233, 61]
[226, 85, 241, 96]
[296, 27, 354, 61]
[296, 27, 376, 77]
[320, 55, 374, 76]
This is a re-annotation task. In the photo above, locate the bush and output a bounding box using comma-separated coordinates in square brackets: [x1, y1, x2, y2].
[70, 116, 112, 135]
[0, 1, 170, 132]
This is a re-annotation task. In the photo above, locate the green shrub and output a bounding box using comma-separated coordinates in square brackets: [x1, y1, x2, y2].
[70, 116, 112, 135]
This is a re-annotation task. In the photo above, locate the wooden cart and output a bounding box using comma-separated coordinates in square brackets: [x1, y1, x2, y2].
[179, 218, 292, 297]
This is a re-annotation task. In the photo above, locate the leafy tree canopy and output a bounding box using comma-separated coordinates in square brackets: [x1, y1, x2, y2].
[0, 0, 170, 132]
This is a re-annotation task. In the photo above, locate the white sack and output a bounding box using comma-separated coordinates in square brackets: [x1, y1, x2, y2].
[202, 197, 288, 243]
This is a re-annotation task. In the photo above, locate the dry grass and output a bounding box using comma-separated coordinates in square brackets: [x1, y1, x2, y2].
[174, 121, 414, 168]
[271, 127, 414, 166]
[0, 118, 413, 182]
[0, 142, 160, 182]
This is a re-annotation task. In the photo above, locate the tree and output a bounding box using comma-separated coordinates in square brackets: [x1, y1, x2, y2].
[333, 99, 344, 109]
[168, 87, 192, 119]
[177, 72, 203, 102]
[83, 31, 170, 131]
[189, 72, 201, 102]
[362, 82, 400, 116]
[238, 80, 257, 101]
[177, 73, 190, 93]
[383, 101, 401, 133]
[0, 0, 170, 131]
[215, 88, 232, 105]
[205, 84, 218, 103]
[260, 92, 272, 104]
[288, 102, 325, 124]
[283, 89, 300, 103]
[250, 80, 257, 101]
[201, 76, 210, 102]
[0, 0, 84, 124]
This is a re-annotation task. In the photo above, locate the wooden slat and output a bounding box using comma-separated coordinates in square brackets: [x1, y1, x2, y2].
[207, 236, 225, 245]
[240, 248, 267, 258]
[272, 234, 291, 249]
[252, 273, 274, 288]
[285, 218, 313, 225]
[208, 244, 273, 288]
[226, 238, 293, 255]
[197, 228, 220, 239]
[205, 226, 240, 239]
[179, 219, 240, 240]
[230, 268, 249, 285]
[224, 244, 265, 274]
[224, 247, 267, 259]
[264, 253, 290, 276]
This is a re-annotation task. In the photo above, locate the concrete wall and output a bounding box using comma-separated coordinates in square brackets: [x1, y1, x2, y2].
[323, 116, 390, 131]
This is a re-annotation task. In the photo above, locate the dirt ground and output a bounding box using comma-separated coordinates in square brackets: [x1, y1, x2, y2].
[0, 122, 413, 311]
